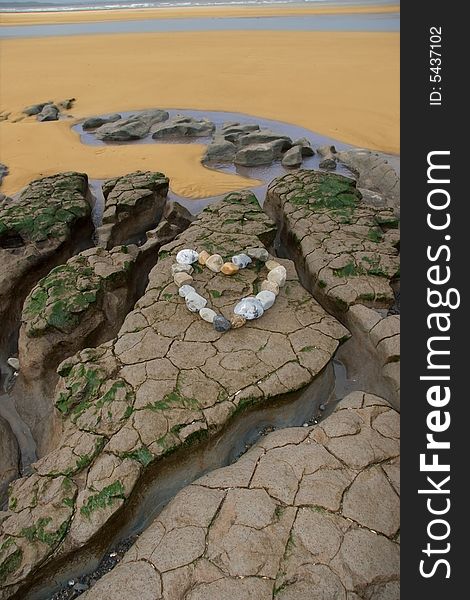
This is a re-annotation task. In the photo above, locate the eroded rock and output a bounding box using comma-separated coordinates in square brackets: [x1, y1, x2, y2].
[95, 110, 169, 141]
[97, 171, 169, 248]
[152, 116, 215, 138]
[79, 391, 399, 599]
[0, 416, 19, 502]
[14, 245, 142, 455]
[265, 170, 400, 316]
[82, 114, 121, 130]
[0, 190, 349, 594]
[0, 173, 92, 381]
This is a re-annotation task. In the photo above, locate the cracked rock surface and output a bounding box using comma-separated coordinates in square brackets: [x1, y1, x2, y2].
[0, 173, 92, 374]
[0, 190, 349, 595]
[14, 245, 142, 455]
[80, 391, 399, 600]
[265, 171, 400, 317]
[97, 171, 169, 249]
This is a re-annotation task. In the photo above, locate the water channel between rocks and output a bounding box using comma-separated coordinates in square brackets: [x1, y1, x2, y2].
[20, 358, 358, 600]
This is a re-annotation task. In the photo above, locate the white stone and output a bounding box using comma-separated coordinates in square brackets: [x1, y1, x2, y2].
[171, 263, 193, 276]
[199, 308, 217, 323]
[178, 285, 195, 298]
[7, 357, 19, 371]
[232, 253, 252, 269]
[185, 291, 207, 313]
[234, 297, 264, 320]
[256, 290, 276, 310]
[266, 260, 281, 271]
[205, 254, 224, 272]
[267, 265, 287, 287]
[176, 249, 199, 265]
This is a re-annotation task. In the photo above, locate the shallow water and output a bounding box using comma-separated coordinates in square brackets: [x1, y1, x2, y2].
[0, 12, 399, 38]
[75, 106, 400, 218]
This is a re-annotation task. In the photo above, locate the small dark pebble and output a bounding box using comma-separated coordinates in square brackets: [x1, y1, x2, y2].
[213, 315, 231, 332]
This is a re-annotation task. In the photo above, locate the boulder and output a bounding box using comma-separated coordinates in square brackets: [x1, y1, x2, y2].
[57, 98, 75, 110]
[281, 145, 303, 168]
[152, 116, 215, 138]
[36, 104, 59, 122]
[234, 143, 276, 166]
[265, 170, 400, 317]
[0, 416, 19, 502]
[96, 171, 169, 248]
[238, 129, 292, 149]
[0, 173, 93, 384]
[336, 149, 400, 214]
[203, 138, 236, 162]
[292, 137, 315, 156]
[22, 102, 52, 116]
[317, 144, 337, 157]
[0, 163, 8, 186]
[78, 391, 399, 600]
[319, 157, 337, 170]
[95, 109, 169, 141]
[0, 190, 350, 593]
[82, 114, 121, 130]
[220, 122, 261, 142]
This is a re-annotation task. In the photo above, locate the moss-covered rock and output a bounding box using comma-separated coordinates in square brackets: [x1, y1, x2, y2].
[264, 170, 400, 315]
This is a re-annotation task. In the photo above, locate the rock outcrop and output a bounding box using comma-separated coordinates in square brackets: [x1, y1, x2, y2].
[0, 173, 93, 385]
[336, 149, 400, 214]
[0, 190, 350, 596]
[152, 116, 215, 138]
[82, 114, 121, 130]
[80, 390, 400, 600]
[14, 245, 142, 456]
[0, 416, 19, 502]
[265, 170, 400, 317]
[95, 110, 169, 141]
[96, 171, 169, 248]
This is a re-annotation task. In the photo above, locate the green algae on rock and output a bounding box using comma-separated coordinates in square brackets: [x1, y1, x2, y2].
[264, 170, 400, 315]
[0, 190, 350, 595]
[97, 171, 169, 248]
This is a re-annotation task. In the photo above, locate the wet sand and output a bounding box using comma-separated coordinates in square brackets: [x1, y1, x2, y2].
[0, 4, 400, 26]
[0, 29, 399, 197]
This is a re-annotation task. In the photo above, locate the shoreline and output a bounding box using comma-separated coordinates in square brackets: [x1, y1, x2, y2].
[0, 4, 400, 26]
[0, 29, 399, 196]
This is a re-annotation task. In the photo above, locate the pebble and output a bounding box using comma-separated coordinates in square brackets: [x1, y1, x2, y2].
[246, 247, 269, 262]
[171, 263, 193, 276]
[176, 249, 199, 265]
[198, 250, 210, 265]
[185, 291, 207, 312]
[205, 254, 224, 272]
[232, 253, 252, 269]
[178, 284, 195, 298]
[7, 357, 19, 371]
[213, 315, 232, 332]
[199, 307, 217, 323]
[266, 260, 282, 271]
[174, 272, 193, 287]
[221, 261, 239, 275]
[230, 314, 246, 329]
[261, 280, 280, 296]
[234, 297, 264, 320]
[267, 265, 287, 287]
[256, 290, 276, 310]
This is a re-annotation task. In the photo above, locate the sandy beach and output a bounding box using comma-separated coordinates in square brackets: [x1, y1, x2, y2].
[0, 27, 399, 197]
[0, 4, 400, 26]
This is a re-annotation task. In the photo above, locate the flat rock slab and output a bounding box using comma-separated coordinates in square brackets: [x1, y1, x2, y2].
[97, 171, 169, 248]
[80, 391, 399, 600]
[0, 190, 349, 594]
[265, 170, 400, 315]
